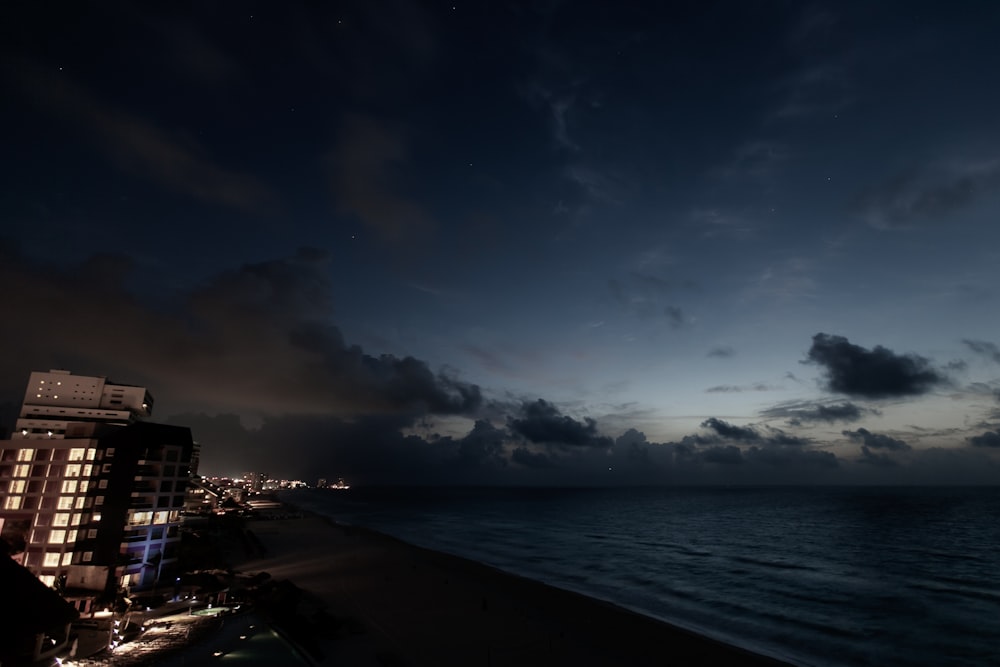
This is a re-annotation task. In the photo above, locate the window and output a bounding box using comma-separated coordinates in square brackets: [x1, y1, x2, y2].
[44, 552, 61, 567]
[75, 497, 86, 509]
[49, 530, 66, 544]
[83, 551, 93, 562]
[40, 575, 55, 587]
[13, 464, 28, 477]
[79, 481, 89, 493]
[102, 464, 112, 473]
[54, 513, 70, 527]
[69, 448, 86, 461]
[62, 552, 73, 566]
[87, 530, 97, 539]
[66, 529, 77, 543]
[86, 448, 96, 460]
[57, 496, 73, 510]
[105, 448, 115, 457]
[98, 479, 108, 489]
[17, 449, 34, 462]
[66, 464, 81, 477]
[71, 513, 82, 526]
[9, 480, 25, 494]
[82, 464, 92, 476]
[3, 496, 21, 510]
[61, 480, 78, 494]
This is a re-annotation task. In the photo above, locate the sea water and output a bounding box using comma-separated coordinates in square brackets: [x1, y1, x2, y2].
[284, 486, 1000, 667]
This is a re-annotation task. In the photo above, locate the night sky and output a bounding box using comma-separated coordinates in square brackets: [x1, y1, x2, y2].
[4, 2, 1000, 484]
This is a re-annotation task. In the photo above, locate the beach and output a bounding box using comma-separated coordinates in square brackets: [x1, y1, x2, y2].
[235, 514, 793, 666]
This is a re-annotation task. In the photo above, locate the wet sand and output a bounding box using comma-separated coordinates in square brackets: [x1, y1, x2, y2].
[236, 515, 795, 666]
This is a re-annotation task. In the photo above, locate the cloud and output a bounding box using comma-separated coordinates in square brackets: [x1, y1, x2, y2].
[806, 333, 946, 398]
[330, 114, 434, 242]
[707, 346, 735, 358]
[857, 446, 899, 467]
[511, 447, 557, 469]
[10, 63, 273, 212]
[963, 339, 1000, 364]
[701, 445, 744, 465]
[508, 399, 613, 449]
[760, 400, 879, 424]
[855, 160, 1000, 229]
[842, 428, 911, 451]
[700, 418, 811, 447]
[701, 417, 758, 441]
[0, 246, 480, 419]
[967, 431, 1000, 448]
[705, 383, 773, 393]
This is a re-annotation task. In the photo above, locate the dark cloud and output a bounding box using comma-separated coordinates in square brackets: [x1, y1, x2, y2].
[700, 418, 811, 447]
[511, 447, 557, 469]
[963, 339, 1000, 364]
[0, 247, 480, 419]
[760, 400, 877, 424]
[842, 428, 912, 451]
[330, 114, 434, 242]
[744, 446, 838, 469]
[857, 446, 899, 467]
[11, 64, 273, 212]
[855, 161, 1000, 229]
[701, 417, 759, 441]
[806, 333, 946, 398]
[509, 400, 613, 449]
[707, 346, 735, 358]
[967, 431, 1000, 448]
[701, 445, 744, 465]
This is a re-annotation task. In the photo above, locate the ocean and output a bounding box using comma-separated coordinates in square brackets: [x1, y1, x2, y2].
[284, 486, 1000, 667]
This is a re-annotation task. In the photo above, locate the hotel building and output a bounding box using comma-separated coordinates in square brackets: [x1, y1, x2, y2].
[0, 370, 194, 604]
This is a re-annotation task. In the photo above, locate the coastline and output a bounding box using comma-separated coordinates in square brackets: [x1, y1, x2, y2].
[234, 511, 796, 667]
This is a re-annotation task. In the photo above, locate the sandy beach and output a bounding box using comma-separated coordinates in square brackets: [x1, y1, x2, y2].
[234, 514, 794, 667]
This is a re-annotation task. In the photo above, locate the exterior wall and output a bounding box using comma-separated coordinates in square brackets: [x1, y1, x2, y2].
[0, 439, 101, 587]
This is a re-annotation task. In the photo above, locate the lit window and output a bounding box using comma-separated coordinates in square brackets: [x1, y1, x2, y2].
[86, 448, 96, 460]
[17, 449, 34, 461]
[3, 496, 21, 510]
[93, 513, 102, 523]
[69, 448, 85, 461]
[40, 575, 55, 587]
[58, 496, 73, 509]
[75, 497, 86, 509]
[49, 530, 66, 544]
[54, 513, 70, 527]
[79, 481, 89, 492]
[82, 464, 92, 476]
[14, 465, 29, 477]
[66, 529, 77, 542]
[9, 480, 26, 494]
[71, 513, 82, 526]
[44, 552, 61, 567]
[61, 480, 78, 494]
[66, 464, 81, 478]
[62, 552, 73, 566]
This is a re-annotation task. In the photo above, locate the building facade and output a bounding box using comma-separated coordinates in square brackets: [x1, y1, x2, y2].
[0, 370, 193, 604]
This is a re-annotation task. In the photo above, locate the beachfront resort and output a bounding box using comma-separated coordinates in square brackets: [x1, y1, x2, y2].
[0, 370, 329, 665]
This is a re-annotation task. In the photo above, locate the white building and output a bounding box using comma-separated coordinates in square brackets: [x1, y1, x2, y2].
[0, 370, 192, 606]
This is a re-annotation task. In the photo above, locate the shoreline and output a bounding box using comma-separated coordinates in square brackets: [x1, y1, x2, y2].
[234, 510, 797, 666]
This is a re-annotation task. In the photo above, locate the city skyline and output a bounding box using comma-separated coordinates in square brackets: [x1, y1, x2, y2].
[3, 2, 1000, 484]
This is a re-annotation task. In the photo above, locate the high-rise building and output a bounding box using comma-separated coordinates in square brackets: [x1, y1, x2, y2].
[0, 370, 193, 606]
